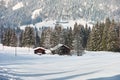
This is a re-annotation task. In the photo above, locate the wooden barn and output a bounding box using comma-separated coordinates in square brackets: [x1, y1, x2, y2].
[34, 47, 46, 55]
[50, 44, 71, 55]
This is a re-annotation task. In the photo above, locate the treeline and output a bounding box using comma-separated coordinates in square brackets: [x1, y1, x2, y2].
[0, 23, 90, 52]
[40, 24, 90, 54]
[87, 18, 120, 52]
[1, 18, 120, 52]
[0, 26, 36, 48]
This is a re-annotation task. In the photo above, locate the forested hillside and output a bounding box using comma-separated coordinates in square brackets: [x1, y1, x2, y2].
[1, 0, 120, 27]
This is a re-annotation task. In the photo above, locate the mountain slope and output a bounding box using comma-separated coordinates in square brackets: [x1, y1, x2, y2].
[0, 0, 120, 27]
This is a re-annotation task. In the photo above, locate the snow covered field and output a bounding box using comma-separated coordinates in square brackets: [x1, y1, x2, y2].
[0, 45, 120, 80]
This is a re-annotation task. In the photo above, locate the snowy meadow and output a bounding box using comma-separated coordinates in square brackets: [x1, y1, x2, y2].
[0, 45, 120, 80]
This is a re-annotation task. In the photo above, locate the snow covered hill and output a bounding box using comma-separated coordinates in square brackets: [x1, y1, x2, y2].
[0, 45, 120, 80]
[1, 0, 120, 28]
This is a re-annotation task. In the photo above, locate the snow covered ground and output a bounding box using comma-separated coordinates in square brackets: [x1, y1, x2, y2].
[20, 19, 93, 30]
[0, 45, 120, 80]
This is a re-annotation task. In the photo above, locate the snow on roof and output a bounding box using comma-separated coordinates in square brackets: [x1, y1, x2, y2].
[34, 47, 46, 50]
[50, 44, 63, 51]
[50, 44, 70, 51]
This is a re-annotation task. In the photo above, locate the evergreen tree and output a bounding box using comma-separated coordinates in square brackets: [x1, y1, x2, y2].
[15, 27, 22, 47]
[107, 19, 120, 51]
[35, 30, 40, 47]
[2, 28, 17, 47]
[10, 29, 17, 47]
[22, 26, 35, 47]
[73, 29, 84, 56]
[73, 23, 84, 56]
[101, 18, 111, 50]
[66, 27, 73, 49]
[50, 24, 62, 47]
[40, 27, 52, 48]
[86, 26, 97, 51]
[79, 25, 86, 48]
[87, 22, 104, 51]
[73, 22, 78, 36]
[93, 22, 104, 50]
[0, 25, 4, 44]
[59, 29, 67, 45]
[83, 24, 91, 48]
[19, 30, 24, 47]
[97, 23, 105, 50]
[87, 18, 120, 52]
[40, 28, 46, 47]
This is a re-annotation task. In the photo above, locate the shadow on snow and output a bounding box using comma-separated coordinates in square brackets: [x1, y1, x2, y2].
[48, 70, 101, 80]
[88, 74, 120, 80]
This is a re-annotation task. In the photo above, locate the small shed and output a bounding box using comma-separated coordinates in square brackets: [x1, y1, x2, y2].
[34, 47, 46, 55]
[50, 44, 71, 55]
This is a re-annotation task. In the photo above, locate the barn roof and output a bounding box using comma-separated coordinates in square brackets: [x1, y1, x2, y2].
[50, 44, 70, 51]
[34, 47, 46, 50]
